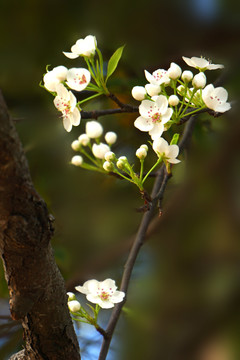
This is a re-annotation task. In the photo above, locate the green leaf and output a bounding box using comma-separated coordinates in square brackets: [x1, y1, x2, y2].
[106, 45, 125, 81]
[170, 133, 180, 145]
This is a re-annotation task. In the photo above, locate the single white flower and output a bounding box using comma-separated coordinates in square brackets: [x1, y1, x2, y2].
[152, 137, 180, 164]
[43, 66, 68, 92]
[68, 300, 81, 313]
[192, 72, 207, 89]
[105, 131, 117, 145]
[134, 95, 173, 140]
[167, 62, 182, 80]
[181, 70, 193, 83]
[182, 56, 224, 71]
[92, 143, 110, 159]
[76, 279, 125, 309]
[145, 83, 161, 97]
[53, 84, 81, 132]
[71, 140, 81, 151]
[66, 68, 91, 91]
[63, 35, 97, 59]
[86, 121, 103, 138]
[136, 147, 147, 159]
[168, 95, 179, 106]
[78, 134, 90, 146]
[202, 84, 231, 113]
[145, 69, 170, 86]
[131, 86, 146, 101]
[71, 155, 83, 166]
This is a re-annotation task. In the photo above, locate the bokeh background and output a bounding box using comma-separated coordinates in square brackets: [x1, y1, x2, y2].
[0, 0, 240, 359]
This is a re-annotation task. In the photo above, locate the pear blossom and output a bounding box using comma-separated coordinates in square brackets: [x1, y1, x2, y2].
[105, 151, 116, 162]
[167, 62, 182, 80]
[134, 95, 173, 140]
[132, 86, 146, 101]
[152, 137, 180, 164]
[168, 95, 179, 106]
[136, 147, 147, 159]
[140, 144, 148, 151]
[78, 134, 90, 146]
[103, 161, 114, 172]
[53, 84, 80, 132]
[68, 300, 81, 313]
[145, 83, 161, 97]
[182, 56, 224, 71]
[76, 279, 125, 309]
[63, 35, 97, 59]
[71, 140, 81, 151]
[86, 121, 103, 138]
[192, 72, 206, 89]
[105, 131, 117, 145]
[43, 66, 68, 92]
[66, 68, 91, 91]
[181, 70, 193, 82]
[202, 84, 231, 113]
[67, 292, 76, 301]
[145, 69, 170, 86]
[71, 155, 83, 166]
[92, 143, 110, 159]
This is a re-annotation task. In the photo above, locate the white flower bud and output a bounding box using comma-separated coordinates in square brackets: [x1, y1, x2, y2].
[105, 131, 117, 145]
[67, 292, 76, 301]
[116, 159, 126, 170]
[71, 140, 81, 151]
[71, 155, 83, 166]
[68, 300, 81, 313]
[92, 143, 110, 159]
[192, 72, 207, 89]
[145, 83, 161, 97]
[118, 156, 127, 161]
[177, 85, 185, 95]
[168, 95, 179, 106]
[131, 86, 147, 101]
[181, 70, 193, 82]
[78, 134, 90, 146]
[167, 62, 182, 80]
[105, 151, 116, 162]
[136, 147, 147, 159]
[103, 161, 114, 172]
[140, 144, 148, 151]
[86, 121, 103, 138]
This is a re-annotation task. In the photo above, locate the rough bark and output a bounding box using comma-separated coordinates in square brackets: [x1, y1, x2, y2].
[0, 91, 80, 360]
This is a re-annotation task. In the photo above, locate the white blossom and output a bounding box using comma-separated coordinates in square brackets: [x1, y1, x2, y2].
[134, 95, 173, 140]
[140, 144, 148, 151]
[202, 84, 231, 113]
[105, 151, 116, 162]
[71, 155, 83, 166]
[76, 279, 125, 309]
[43, 66, 68, 92]
[53, 84, 80, 132]
[145, 83, 161, 97]
[103, 161, 114, 172]
[181, 70, 193, 82]
[92, 143, 110, 159]
[67, 292, 76, 301]
[168, 95, 179, 106]
[78, 134, 90, 146]
[145, 69, 170, 86]
[192, 72, 206, 89]
[131, 86, 146, 101]
[136, 147, 147, 159]
[105, 131, 117, 145]
[68, 300, 81, 313]
[63, 35, 97, 59]
[152, 137, 180, 164]
[182, 56, 224, 71]
[86, 121, 103, 138]
[66, 68, 91, 91]
[167, 62, 182, 80]
[71, 140, 81, 151]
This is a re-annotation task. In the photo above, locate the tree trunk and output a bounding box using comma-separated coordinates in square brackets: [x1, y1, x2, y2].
[0, 91, 80, 359]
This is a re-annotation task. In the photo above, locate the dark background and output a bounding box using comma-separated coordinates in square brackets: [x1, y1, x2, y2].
[0, 0, 240, 359]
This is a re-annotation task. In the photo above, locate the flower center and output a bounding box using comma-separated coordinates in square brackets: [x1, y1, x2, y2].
[210, 95, 222, 104]
[74, 74, 87, 85]
[99, 291, 110, 301]
[151, 112, 161, 123]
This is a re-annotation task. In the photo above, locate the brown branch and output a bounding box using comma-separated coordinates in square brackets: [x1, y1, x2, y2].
[0, 91, 80, 360]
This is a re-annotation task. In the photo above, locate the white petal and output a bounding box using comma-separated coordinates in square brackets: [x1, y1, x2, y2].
[62, 51, 79, 59]
[111, 291, 125, 303]
[75, 279, 99, 295]
[155, 95, 168, 113]
[139, 100, 155, 118]
[182, 56, 195, 67]
[55, 83, 69, 99]
[213, 87, 228, 103]
[166, 144, 179, 159]
[149, 124, 164, 140]
[214, 102, 231, 113]
[71, 108, 81, 126]
[134, 116, 153, 132]
[161, 108, 173, 123]
[100, 279, 117, 291]
[168, 158, 181, 164]
[63, 117, 72, 132]
[191, 57, 209, 69]
[207, 63, 224, 70]
[152, 137, 168, 154]
[144, 70, 156, 84]
[67, 68, 91, 91]
[86, 294, 101, 304]
[53, 66, 68, 80]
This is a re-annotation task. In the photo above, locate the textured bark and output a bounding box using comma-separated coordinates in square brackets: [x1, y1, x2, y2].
[0, 91, 80, 360]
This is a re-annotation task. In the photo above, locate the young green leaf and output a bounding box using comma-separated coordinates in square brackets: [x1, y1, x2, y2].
[106, 45, 125, 81]
[170, 133, 180, 145]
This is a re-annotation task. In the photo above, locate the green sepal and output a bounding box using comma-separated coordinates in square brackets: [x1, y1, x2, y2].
[170, 133, 180, 145]
[106, 45, 125, 81]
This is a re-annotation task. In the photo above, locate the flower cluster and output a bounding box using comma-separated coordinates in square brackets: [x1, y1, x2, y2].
[132, 56, 231, 140]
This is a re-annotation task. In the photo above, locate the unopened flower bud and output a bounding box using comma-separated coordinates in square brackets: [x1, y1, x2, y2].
[136, 147, 147, 159]
[167, 62, 182, 80]
[105, 151, 116, 162]
[67, 292, 76, 301]
[86, 121, 103, 138]
[103, 161, 114, 172]
[145, 84, 161, 97]
[105, 131, 117, 145]
[68, 300, 81, 313]
[71, 140, 81, 151]
[92, 143, 110, 159]
[177, 85, 185, 95]
[192, 72, 206, 89]
[71, 155, 83, 166]
[168, 95, 179, 106]
[78, 133, 90, 146]
[116, 156, 128, 170]
[181, 70, 193, 82]
[132, 86, 147, 101]
[140, 144, 148, 151]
